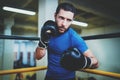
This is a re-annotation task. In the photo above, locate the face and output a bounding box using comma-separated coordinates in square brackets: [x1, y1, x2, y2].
[55, 9, 74, 33]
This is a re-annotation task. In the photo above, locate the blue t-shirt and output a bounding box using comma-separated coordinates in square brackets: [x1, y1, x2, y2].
[46, 28, 88, 79]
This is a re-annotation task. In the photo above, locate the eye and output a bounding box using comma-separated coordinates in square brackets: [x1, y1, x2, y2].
[59, 16, 65, 20]
[67, 19, 72, 22]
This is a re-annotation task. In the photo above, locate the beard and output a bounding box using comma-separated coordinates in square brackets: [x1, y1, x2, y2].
[57, 26, 70, 34]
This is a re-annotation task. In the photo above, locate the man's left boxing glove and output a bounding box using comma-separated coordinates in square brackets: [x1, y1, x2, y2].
[60, 48, 92, 71]
[38, 20, 57, 48]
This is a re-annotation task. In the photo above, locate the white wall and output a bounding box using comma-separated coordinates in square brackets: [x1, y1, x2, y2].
[81, 24, 120, 36]
[76, 24, 120, 80]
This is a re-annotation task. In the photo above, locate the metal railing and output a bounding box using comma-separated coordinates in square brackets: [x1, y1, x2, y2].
[0, 32, 120, 40]
[0, 32, 120, 79]
[0, 66, 120, 79]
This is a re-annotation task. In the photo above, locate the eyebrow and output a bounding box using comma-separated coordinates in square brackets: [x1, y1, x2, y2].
[59, 16, 73, 21]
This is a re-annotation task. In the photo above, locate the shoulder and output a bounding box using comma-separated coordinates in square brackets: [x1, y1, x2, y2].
[68, 27, 75, 32]
[68, 27, 81, 37]
[68, 28, 77, 34]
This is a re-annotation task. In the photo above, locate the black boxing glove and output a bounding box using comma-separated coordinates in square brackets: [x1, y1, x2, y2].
[60, 48, 92, 71]
[38, 20, 57, 48]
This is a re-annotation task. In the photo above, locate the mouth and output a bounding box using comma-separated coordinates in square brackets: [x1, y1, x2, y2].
[58, 27, 66, 33]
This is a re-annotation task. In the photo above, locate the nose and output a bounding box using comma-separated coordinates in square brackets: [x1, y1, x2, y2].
[62, 20, 67, 26]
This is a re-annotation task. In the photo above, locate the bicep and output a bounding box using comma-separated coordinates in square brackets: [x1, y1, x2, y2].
[71, 34, 88, 53]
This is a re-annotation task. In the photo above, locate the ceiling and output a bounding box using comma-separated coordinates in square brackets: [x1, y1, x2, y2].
[0, 0, 120, 35]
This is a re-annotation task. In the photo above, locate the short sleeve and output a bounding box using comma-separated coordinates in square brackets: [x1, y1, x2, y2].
[70, 29, 88, 54]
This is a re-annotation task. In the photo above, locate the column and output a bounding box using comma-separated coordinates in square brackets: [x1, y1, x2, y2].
[2, 18, 14, 80]
[37, 0, 58, 80]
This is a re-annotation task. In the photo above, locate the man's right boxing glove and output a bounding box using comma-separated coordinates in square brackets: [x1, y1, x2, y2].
[60, 48, 92, 71]
[38, 20, 57, 48]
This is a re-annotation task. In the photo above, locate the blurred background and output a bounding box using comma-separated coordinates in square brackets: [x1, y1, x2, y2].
[0, 0, 120, 80]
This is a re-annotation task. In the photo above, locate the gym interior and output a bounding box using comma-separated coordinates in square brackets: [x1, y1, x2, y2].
[0, 0, 120, 80]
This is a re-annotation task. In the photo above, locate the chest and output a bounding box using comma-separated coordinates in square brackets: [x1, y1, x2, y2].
[48, 33, 72, 54]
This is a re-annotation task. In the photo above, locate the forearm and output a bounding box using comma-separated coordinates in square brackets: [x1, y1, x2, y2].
[90, 57, 99, 68]
[35, 47, 46, 60]
[35, 20, 56, 60]
[84, 49, 99, 68]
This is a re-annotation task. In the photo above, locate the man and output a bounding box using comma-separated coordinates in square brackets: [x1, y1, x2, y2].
[35, 3, 98, 80]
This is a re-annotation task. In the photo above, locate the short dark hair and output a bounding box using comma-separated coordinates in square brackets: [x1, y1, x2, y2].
[55, 3, 76, 16]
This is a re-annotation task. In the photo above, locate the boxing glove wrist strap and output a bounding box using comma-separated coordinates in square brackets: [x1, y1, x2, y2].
[38, 38, 47, 48]
[83, 57, 92, 69]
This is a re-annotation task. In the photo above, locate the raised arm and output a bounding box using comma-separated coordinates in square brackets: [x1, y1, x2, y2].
[35, 20, 57, 60]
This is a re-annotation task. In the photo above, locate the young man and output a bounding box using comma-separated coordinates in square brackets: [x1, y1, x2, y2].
[35, 3, 98, 80]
